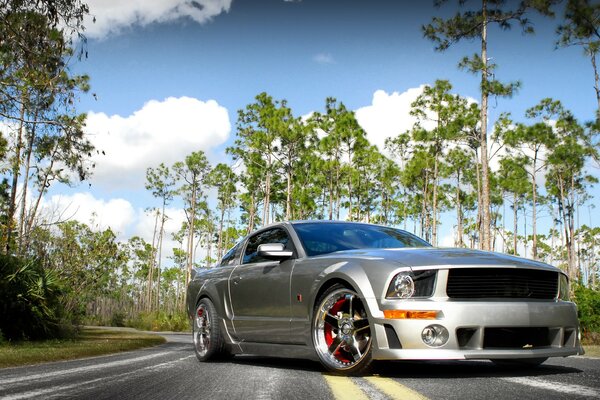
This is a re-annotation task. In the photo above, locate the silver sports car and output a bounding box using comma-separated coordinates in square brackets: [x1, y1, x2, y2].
[186, 221, 582, 374]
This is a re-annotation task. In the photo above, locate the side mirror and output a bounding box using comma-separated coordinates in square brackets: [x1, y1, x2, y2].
[190, 267, 201, 281]
[257, 243, 293, 260]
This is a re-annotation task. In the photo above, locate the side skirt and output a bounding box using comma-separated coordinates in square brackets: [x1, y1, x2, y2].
[227, 341, 319, 361]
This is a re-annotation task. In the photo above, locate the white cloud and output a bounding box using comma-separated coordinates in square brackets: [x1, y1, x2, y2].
[42, 192, 135, 237]
[355, 87, 428, 152]
[84, 0, 232, 39]
[85, 96, 231, 189]
[313, 53, 335, 65]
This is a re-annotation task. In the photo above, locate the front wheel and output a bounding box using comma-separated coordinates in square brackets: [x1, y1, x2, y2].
[193, 298, 226, 361]
[312, 284, 373, 375]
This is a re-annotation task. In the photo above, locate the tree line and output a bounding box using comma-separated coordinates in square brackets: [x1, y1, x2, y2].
[1, 0, 599, 339]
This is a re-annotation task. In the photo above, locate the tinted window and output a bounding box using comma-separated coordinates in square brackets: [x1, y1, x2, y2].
[293, 223, 431, 256]
[243, 228, 291, 264]
[220, 241, 243, 266]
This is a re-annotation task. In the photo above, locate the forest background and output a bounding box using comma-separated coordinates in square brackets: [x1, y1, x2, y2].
[1, 0, 599, 342]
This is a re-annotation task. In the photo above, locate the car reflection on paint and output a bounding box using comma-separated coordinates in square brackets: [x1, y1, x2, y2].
[186, 221, 582, 375]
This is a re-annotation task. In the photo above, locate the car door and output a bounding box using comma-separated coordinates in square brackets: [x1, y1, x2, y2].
[229, 227, 296, 344]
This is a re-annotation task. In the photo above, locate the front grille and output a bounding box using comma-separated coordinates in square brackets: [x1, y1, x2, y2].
[446, 268, 558, 299]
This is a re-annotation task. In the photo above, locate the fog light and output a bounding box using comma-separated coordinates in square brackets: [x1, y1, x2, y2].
[421, 324, 449, 347]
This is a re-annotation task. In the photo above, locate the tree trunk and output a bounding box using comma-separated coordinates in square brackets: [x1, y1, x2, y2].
[432, 154, 439, 246]
[286, 165, 292, 220]
[531, 153, 538, 259]
[156, 203, 167, 311]
[474, 150, 482, 249]
[147, 210, 160, 312]
[5, 103, 26, 254]
[263, 153, 272, 226]
[186, 183, 196, 286]
[346, 143, 355, 220]
[480, 0, 492, 251]
[568, 175, 577, 281]
[18, 120, 37, 254]
[456, 175, 464, 247]
[591, 50, 600, 113]
[217, 206, 225, 260]
[248, 193, 256, 234]
[513, 194, 518, 256]
[24, 139, 61, 243]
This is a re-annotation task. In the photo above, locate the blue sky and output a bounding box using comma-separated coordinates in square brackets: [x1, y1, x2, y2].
[44, 0, 599, 260]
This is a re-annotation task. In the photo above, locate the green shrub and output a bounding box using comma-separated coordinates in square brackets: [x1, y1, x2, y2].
[111, 312, 126, 327]
[573, 284, 600, 341]
[127, 311, 190, 332]
[0, 254, 67, 340]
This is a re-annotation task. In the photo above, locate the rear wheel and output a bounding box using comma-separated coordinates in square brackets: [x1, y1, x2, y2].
[193, 298, 227, 361]
[313, 284, 373, 375]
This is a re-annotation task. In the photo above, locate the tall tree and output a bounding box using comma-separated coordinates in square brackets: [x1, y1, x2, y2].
[276, 116, 311, 220]
[1, 2, 93, 254]
[385, 132, 412, 230]
[145, 163, 175, 311]
[310, 98, 347, 220]
[230, 92, 294, 227]
[557, 0, 600, 112]
[410, 80, 467, 245]
[423, 0, 555, 250]
[444, 148, 472, 247]
[503, 100, 558, 259]
[498, 154, 530, 255]
[206, 163, 237, 261]
[173, 151, 210, 285]
[544, 104, 598, 280]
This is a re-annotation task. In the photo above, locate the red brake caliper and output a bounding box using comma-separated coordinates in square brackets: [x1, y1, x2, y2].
[324, 297, 352, 362]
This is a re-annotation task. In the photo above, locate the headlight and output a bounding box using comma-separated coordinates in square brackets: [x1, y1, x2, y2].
[386, 270, 436, 299]
[558, 274, 569, 301]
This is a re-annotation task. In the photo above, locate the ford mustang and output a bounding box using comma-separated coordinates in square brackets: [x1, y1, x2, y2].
[186, 221, 582, 374]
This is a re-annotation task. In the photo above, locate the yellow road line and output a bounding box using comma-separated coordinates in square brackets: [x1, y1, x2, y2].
[322, 375, 369, 400]
[364, 376, 429, 400]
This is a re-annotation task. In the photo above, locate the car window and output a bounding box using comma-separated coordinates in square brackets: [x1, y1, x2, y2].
[243, 228, 291, 264]
[220, 241, 243, 266]
[293, 222, 431, 257]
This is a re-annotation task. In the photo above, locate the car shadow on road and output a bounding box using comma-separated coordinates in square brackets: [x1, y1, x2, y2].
[218, 355, 582, 378]
[225, 355, 326, 373]
[374, 359, 582, 379]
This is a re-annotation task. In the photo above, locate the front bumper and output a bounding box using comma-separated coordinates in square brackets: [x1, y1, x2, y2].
[370, 299, 582, 361]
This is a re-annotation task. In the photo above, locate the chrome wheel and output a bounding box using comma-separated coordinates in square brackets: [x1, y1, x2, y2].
[313, 286, 372, 373]
[194, 303, 211, 358]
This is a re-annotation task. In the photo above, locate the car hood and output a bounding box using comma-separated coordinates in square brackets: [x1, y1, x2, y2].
[317, 247, 559, 272]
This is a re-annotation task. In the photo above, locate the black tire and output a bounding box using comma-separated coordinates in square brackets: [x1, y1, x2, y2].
[193, 298, 227, 362]
[491, 357, 548, 368]
[312, 284, 373, 375]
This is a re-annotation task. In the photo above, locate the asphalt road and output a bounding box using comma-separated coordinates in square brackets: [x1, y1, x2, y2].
[1, 332, 599, 400]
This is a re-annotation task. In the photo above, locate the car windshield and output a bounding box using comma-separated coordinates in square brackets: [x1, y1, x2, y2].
[293, 222, 431, 256]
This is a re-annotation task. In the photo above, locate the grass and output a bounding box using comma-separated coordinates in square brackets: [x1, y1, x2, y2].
[0, 327, 166, 369]
[583, 345, 600, 357]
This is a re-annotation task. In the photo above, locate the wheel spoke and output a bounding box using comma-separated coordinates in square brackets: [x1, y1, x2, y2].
[349, 340, 362, 361]
[353, 318, 369, 331]
[324, 313, 339, 328]
[328, 336, 343, 354]
[345, 294, 354, 316]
